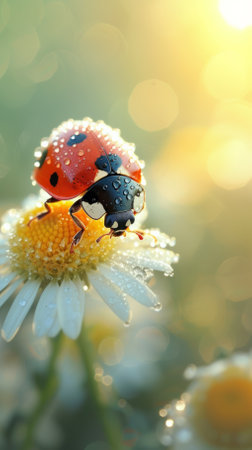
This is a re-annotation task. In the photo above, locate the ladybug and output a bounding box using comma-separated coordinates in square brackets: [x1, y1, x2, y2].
[30, 118, 146, 252]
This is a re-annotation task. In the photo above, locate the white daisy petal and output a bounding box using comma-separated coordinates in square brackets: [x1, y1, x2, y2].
[88, 269, 130, 322]
[118, 248, 173, 273]
[47, 317, 61, 337]
[2, 280, 40, 342]
[33, 282, 59, 337]
[0, 279, 22, 307]
[0, 235, 6, 247]
[0, 272, 17, 292]
[99, 263, 158, 307]
[57, 279, 85, 339]
[0, 256, 8, 265]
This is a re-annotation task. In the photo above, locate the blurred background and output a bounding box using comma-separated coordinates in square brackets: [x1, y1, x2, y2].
[0, 0, 252, 448]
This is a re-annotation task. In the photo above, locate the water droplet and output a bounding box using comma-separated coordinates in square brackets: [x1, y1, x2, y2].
[123, 321, 131, 328]
[54, 148, 59, 153]
[124, 178, 130, 184]
[46, 158, 51, 165]
[170, 237, 176, 247]
[56, 163, 60, 168]
[34, 149, 42, 158]
[34, 161, 40, 168]
[123, 189, 129, 195]
[127, 194, 132, 200]
[153, 302, 162, 312]
[64, 159, 71, 166]
[41, 138, 49, 148]
[115, 198, 121, 205]
[78, 149, 84, 156]
[112, 180, 121, 190]
[102, 184, 108, 191]
[19, 300, 26, 307]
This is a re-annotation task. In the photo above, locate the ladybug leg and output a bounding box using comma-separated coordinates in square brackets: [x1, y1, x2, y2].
[28, 197, 59, 226]
[69, 199, 85, 253]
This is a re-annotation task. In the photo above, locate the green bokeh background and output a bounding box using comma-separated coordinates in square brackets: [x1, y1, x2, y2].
[0, 0, 252, 448]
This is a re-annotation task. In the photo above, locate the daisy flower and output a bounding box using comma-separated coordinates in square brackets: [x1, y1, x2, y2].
[159, 353, 252, 449]
[0, 198, 178, 342]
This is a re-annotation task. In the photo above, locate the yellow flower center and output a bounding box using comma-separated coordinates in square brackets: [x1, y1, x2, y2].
[8, 201, 115, 280]
[204, 377, 252, 433]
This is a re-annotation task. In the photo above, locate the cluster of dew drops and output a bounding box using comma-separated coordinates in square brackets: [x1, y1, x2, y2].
[32, 118, 145, 184]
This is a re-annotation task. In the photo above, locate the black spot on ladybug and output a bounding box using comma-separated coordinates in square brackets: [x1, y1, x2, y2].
[39, 149, 48, 168]
[50, 172, 58, 187]
[95, 154, 122, 173]
[67, 133, 87, 146]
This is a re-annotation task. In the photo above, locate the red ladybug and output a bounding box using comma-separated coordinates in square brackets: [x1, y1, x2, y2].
[30, 118, 146, 252]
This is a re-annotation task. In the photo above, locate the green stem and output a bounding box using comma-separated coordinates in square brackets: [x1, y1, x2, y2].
[21, 333, 64, 450]
[77, 326, 123, 450]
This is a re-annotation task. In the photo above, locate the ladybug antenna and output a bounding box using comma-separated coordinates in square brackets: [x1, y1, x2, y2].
[90, 130, 113, 174]
[128, 229, 158, 244]
[96, 230, 113, 243]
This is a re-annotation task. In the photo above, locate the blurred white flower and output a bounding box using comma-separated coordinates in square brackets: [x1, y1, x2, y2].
[159, 353, 252, 449]
[0, 198, 178, 342]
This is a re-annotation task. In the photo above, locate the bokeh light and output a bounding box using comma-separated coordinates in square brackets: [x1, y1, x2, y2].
[202, 51, 250, 100]
[219, 0, 252, 29]
[207, 139, 252, 190]
[128, 79, 179, 131]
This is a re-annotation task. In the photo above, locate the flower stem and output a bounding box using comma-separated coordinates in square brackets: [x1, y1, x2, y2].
[77, 326, 123, 450]
[21, 332, 63, 450]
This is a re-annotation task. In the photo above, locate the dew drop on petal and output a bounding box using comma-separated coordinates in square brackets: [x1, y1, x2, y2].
[153, 302, 162, 312]
[19, 300, 27, 307]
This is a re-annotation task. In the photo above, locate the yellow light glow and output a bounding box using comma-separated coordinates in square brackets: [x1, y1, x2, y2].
[128, 79, 179, 131]
[202, 51, 249, 100]
[207, 139, 252, 190]
[219, 0, 252, 29]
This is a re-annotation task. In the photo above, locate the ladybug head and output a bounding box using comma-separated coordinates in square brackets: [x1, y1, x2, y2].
[105, 210, 135, 235]
[96, 210, 136, 243]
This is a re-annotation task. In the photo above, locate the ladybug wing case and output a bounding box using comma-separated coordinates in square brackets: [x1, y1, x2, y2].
[81, 174, 145, 220]
[33, 119, 143, 201]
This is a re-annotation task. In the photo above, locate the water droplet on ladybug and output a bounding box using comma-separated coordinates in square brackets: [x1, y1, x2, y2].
[41, 138, 49, 148]
[112, 180, 121, 190]
[102, 184, 108, 191]
[115, 198, 120, 205]
[46, 158, 51, 165]
[127, 194, 132, 200]
[64, 159, 71, 166]
[78, 149, 84, 156]
[54, 148, 59, 153]
[123, 189, 129, 195]
[56, 163, 60, 168]
[124, 178, 130, 184]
